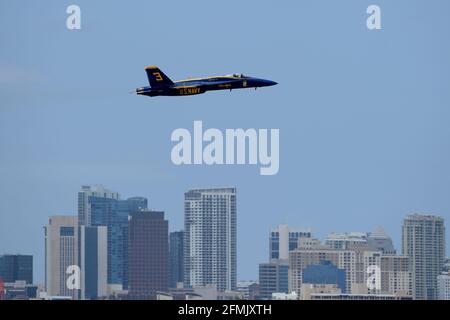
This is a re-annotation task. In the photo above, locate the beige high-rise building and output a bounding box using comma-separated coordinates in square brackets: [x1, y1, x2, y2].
[350, 247, 381, 294]
[44, 216, 79, 299]
[289, 239, 413, 298]
[289, 246, 356, 294]
[380, 255, 413, 298]
[402, 214, 445, 300]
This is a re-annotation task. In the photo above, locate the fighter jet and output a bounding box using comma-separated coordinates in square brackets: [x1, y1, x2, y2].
[135, 66, 277, 97]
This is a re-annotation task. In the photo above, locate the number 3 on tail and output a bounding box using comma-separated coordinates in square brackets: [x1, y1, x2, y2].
[153, 72, 164, 81]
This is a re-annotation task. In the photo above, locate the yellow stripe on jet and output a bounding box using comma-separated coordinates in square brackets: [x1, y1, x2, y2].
[144, 66, 159, 70]
[176, 85, 201, 89]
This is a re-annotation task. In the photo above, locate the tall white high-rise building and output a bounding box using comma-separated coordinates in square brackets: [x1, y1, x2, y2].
[402, 214, 445, 300]
[184, 188, 236, 292]
[45, 216, 79, 299]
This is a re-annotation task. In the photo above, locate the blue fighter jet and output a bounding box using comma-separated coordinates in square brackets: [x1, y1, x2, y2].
[135, 66, 277, 97]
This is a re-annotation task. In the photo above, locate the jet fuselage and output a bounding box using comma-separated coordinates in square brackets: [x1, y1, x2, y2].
[136, 66, 277, 97]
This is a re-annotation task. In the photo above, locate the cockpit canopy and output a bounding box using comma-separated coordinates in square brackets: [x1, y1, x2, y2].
[228, 73, 245, 78]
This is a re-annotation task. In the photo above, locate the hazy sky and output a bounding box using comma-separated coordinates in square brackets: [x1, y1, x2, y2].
[1, 0, 450, 283]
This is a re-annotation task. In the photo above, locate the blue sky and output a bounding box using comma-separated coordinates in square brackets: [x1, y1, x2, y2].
[1, 0, 450, 283]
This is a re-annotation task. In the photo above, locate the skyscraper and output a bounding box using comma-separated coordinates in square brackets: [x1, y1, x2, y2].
[184, 187, 237, 292]
[259, 260, 289, 299]
[270, 224, 311, 261]
[128, 211, 169, 299]
[0, 254, 33, 284]
[169, 231, 184, 288]
[79, 226, 108, 299]
[402, 214, 445, 300]
[78, 185, 119, 226]
[45, 216, 79, 299]
[77, 185, 148, 287]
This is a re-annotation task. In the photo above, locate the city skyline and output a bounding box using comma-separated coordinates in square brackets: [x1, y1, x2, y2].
[1, 183, 448, 284]
[1, 183, 448, 287]
[0, 184, 448, 300]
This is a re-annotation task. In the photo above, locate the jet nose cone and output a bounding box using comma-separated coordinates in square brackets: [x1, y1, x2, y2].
[260, 79, 277, 87]
[257, 79, 277, 86]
